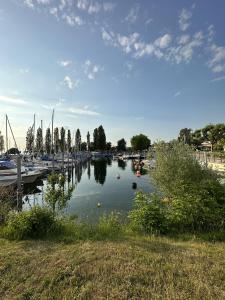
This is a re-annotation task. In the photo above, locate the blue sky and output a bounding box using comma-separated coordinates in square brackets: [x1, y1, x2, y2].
[0, 0, 225, 148]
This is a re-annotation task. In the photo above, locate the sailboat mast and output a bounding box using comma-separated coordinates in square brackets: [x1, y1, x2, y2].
[51, 109, 54, 153]
[6, 114, 8, 152]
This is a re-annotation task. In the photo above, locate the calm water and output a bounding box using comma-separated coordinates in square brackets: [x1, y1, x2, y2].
[23, 159, 154, 221]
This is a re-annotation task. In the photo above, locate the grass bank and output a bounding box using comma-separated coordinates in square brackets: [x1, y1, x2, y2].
[0, 233, 224, 300]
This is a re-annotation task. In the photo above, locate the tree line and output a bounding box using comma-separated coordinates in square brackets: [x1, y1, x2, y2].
[178, 123, 225, 151]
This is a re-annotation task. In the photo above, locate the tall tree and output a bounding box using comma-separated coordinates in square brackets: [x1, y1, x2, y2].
[131, 134, 151, 151]
[98, 125, 106, 151]
[54, 127, 60, 153]
[93, 128, 98, 150]
[67, 129, 72, 152]
[26, 126, 34, 153]
[178, 128, 192, 145]
[117, 138, 126, 151]
[75, 129, 81, 151]
[36, 127, 43, 153]
[60, 127, 66, 153]
[80, 142, 87, 151]
[0, 131, 4, 153]
[45, 128, 51, 154]
[87, 131, 90, 151]
[106, 142, 112, 151]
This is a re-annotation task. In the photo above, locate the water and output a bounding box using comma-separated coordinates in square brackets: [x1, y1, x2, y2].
[23, 159, 155, 221]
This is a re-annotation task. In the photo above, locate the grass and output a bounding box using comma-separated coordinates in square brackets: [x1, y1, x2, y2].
[0, 232, 224, 299]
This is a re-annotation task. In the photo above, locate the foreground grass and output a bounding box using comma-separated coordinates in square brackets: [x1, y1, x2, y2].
[0, 233, 224, 300]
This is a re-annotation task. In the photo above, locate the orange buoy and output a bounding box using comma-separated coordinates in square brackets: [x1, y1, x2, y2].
[136, 171, 141, 177]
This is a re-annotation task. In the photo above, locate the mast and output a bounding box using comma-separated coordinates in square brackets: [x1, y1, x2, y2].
[6, 114, 8, 152]
[7, 115, 18, 149]
[33, 114, 35, 158]
[51, 109, 54, 153]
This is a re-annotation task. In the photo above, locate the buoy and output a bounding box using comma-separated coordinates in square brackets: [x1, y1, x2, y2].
[136, 171, 141, 177]
[132, 182, 137, 189]
[97, 202, 101, 207]
[116, 174, 120, 179]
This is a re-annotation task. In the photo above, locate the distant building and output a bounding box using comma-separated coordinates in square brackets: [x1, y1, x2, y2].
[200, 141, 212, 151]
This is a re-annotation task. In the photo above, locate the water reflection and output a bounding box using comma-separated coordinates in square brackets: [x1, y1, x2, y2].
[92, 159, 107, 185]
[118, 159, 127, 170]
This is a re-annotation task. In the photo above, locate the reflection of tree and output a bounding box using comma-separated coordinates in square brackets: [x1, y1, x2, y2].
[107, 158, 112, 166]
[87, 160, 91, 179]
[93, 159, 107, 185]
[75, 162, 83, 183]
[118, 159, 127, 170]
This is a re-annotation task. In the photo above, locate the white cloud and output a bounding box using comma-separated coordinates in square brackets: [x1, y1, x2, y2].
[24, 0, 34, 9]
[125, 5, 139, 24]
[207, 25, 215, 42]
[77, 0, 89, 10]
[103, 3, 116, 12]
[174, 91, 181, 97]
[211, 75, 225, 82]
[177, 34, 190, 45]
[68, 107, 99, 116]
[179, 8, 192, 31]
[88, 2, 101, 14]
[63, 14, 84, 26]
[36, 0, 50, 4]
[154, 34, 172, 49]
[58, 60, 72, 67]
[0, 95, 28, 106]
[19, 68, 29, 74]
[49, 7, 58, 18]
[62, 76, 80, 90]
[84, 60, 103, 80]
[117, 32, 139, 54]
[208, 44, 225, 73]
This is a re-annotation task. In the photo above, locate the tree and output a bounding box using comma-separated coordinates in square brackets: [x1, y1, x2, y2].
[36, 127, 43, 154]
[60, 127, 66, 153]
[54, 127, 60, 153]
[45, 173, 74, 216]
[131, 134, 151, 151]
[106, 142, 112, 151]
[117, 138, 126, 151]
[87, 131, 90, 151]
[191, 129, 203, 147]
[0, 131, 4, 153]
[26, 126, 34, 153]
[178, 128, 192, 145]
[67, 129, 72, 153]
[98, 125, 106, 151]
[80, 142, 87, 151]
[93, 128, 98, 150]
[75, 129, 81, 151]
[45, 128, 51, 154]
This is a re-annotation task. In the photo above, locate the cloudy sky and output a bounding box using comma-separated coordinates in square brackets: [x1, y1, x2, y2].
[0, 0, 225, 148]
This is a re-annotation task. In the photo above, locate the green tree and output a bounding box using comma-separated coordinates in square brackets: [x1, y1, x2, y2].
[131, 134, 150, 151]
[80, 142, 87, 151]
[117, 138, 126, 151]
[67, 129, 72, 152]
[87, 131, 90, 151]
[60, 127, 66, 153]
[93, 128, 98, 150]
[36, 127, 43, 154]
[26, 126, 34, 153]
[106, 142, 112, 151]
[54, 127, 60, 153]
[98, 125, 106, 151]
[191, 129, 203, 147]
[45, 173, 74, 216]
[75, 129, 81, 151]
[178, 128, 192, 145]
[0, 131, 4, 153]
[45, 128, 51, 154]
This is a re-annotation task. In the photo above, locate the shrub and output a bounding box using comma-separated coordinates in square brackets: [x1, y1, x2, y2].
[97, 212, 123, 239]
[3, 206, 57, 240]
[129, 192, 168, 234]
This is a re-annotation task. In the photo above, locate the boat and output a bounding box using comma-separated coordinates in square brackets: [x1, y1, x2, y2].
[0, 160, 41, 187]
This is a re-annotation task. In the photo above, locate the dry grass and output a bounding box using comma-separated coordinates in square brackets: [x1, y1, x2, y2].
[0, 235, 224, 300]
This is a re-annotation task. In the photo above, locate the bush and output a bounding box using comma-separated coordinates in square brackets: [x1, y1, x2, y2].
[129, 192, 168, 234]
[3, 206, 58, 240]
[96, 212, 123, 239]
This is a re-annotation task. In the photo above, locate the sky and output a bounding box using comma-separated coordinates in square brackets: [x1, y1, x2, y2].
[0, 0, 225, 148]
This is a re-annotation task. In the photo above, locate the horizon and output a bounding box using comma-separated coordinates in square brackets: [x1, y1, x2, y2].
[0, 0, 225, 149]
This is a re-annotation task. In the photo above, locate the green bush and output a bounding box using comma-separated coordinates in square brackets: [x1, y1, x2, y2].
[96, 212, 123, 239]
[129, 192, 168, 234]
[3, 206, 58, 240]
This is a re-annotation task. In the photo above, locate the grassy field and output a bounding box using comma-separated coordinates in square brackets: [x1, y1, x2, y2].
[0, 234, 224, 300]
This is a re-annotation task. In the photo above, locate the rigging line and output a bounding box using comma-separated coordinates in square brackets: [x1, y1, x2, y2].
[7, 116, 18, 149]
